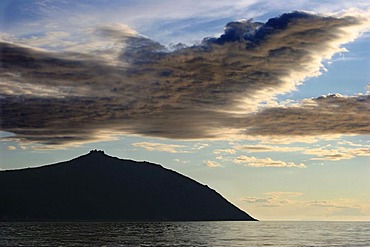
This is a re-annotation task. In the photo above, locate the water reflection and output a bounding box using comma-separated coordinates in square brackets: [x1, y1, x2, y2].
[1, 221, 369, 247]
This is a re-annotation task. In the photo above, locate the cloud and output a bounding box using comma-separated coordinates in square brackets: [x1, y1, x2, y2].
[241, 196, 277, 206]
[1, 11, 370, 147]
[173, 158, 189, 164]
[234, 144, 303, 153]
[7, 145, 17, 151]
[264, 191, 304, 197]
[233, 155, 306, 168]
[7, 0, 369, 46]
[308, 199, 368, 216]
[309, 200, 351, 209]
[204, 160, 222, 168]
[192, 143, 209, 150]
[304, 146, 370, 161]
[244, 94, 370, 137]
[132, 142, 187, 153]
[243, 196, 370, 220]
[330, 207, 367, 216]
[234, 142, 370, 161]
[242, 192, 369, 218]
[241, 191, 303, 207]
[213, 148, 237, 154]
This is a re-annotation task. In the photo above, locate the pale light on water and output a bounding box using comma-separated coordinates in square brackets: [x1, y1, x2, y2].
[1, 221, 369, 247]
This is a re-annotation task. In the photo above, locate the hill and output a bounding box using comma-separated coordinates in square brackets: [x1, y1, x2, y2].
[0, 150, 257, 221]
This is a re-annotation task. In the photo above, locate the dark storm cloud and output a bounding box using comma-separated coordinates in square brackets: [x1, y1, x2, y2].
[0, 11, 369, 146]
[243, 94, 370, 136]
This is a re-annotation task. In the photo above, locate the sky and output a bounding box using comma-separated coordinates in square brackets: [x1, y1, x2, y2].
[0, 0, 370, 221]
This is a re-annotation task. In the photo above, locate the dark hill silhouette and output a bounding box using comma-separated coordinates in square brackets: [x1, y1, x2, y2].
[0, 150, 257, 221]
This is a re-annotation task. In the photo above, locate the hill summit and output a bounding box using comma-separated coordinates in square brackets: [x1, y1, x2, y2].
[0, 150, 257, 221]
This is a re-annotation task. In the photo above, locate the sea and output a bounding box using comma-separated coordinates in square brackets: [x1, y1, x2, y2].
[0, 221, 369, 247]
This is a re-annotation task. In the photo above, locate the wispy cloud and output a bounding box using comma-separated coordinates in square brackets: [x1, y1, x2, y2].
[234, 144, 303, 153]
[242, 192, 368, 217]
[233, 155, 306, 168]
[204, 160, 222, 168]
[309, 200, 355, 209]
[213, 148, 237, 154]
[192, 143, 209, 150]
[6, 145, 17, 151]
[173, 158, 189, 164]
[1, 11, 369, 147]
[132, 142, 188, 153]
[234, 142, 370, 161]
[304, 146, 370, 161]
[241, 191, 303, 207]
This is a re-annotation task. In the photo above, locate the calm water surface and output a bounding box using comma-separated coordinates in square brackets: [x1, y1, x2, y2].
[1, 221, 369, 246]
